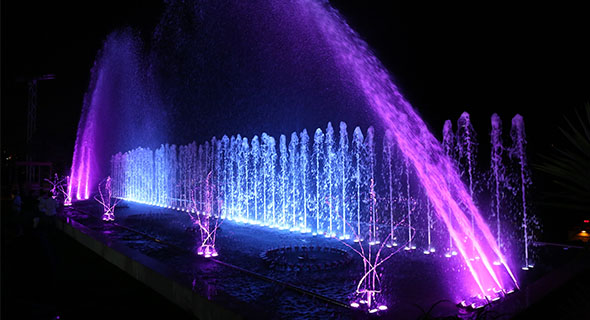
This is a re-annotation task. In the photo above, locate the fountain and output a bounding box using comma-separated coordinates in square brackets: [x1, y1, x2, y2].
[188, 172, 221, 258]
[298, 0, 520, 303]
[65, 0, 535, 315]
[489, 114, 507, 253]
[45, 174, 72, 205]
[338, 122, 349, 239]
[442, 120, 456, 256]
[111, 123, 387, 239]
[108, 113, 536, 309]
[456, 112, 478, 255]
[510, 115, 535, 270]
[94, 176, 120, 221]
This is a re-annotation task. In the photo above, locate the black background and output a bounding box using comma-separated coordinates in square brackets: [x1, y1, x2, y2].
[2, 0, 589, 178]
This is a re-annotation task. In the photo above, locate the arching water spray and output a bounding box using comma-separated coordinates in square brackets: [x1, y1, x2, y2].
[298, 0, 518, 298]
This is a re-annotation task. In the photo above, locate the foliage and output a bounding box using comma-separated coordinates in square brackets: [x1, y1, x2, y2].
[535, 103, 590, 212]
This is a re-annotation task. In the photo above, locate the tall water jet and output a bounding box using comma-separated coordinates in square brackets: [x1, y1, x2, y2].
[489, 114, 506, 252]
[268, 136, 277, 226]
[365, 127, 376, 244]
[338, 122, 350, 239]
[510, 114, 534, 270]
[300, 129, 310, 232]
[382, 130, 400, 247]
[324, 123, 336, 236]
[456, 112, 479, 249]
[216, 138, 224, 217]
[279, 134, 288, 227]
[68, 30, 166, 203]
[228, 135, 237, 219]
[352, 127, 364, 241]
[424, 200, 435, 254]
[251, 136, 261, 222]
[261, 134, 269, 224]
[403, 156, 414, 250]
[288, 132, 300, 230]
[442, 120, 456, 255]
[241, 137, 250, 221]
[313, 128, 324, 234]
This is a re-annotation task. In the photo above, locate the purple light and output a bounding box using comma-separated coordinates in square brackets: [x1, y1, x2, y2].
[188, 172, 221, 258]
[45, 174, 72, 205]
[83, 148, 91, 199]
[66, 0, 524, 310]
[94, 176, 119, 221]
[303, 0, 519, 297]
[76, 153, 84, 200]
[66, 175, 73, 205]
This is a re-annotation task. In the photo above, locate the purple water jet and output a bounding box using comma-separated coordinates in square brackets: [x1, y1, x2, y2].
[510, 114, 535, 270]
[456, 112, 478, 254]
[489, 114, 506, 252]
[442, 120, 455, 254]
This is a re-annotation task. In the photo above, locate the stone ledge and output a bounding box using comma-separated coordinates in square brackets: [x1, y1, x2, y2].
[55, 217, 242, 320]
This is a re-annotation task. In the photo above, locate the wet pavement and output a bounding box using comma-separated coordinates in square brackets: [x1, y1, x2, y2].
[49, 200, 585, 319]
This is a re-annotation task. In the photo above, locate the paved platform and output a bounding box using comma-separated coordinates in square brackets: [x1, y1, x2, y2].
[53, 201, 587, 319]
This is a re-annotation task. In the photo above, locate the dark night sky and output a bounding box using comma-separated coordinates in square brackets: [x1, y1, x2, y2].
[2, 0, 589, 173]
